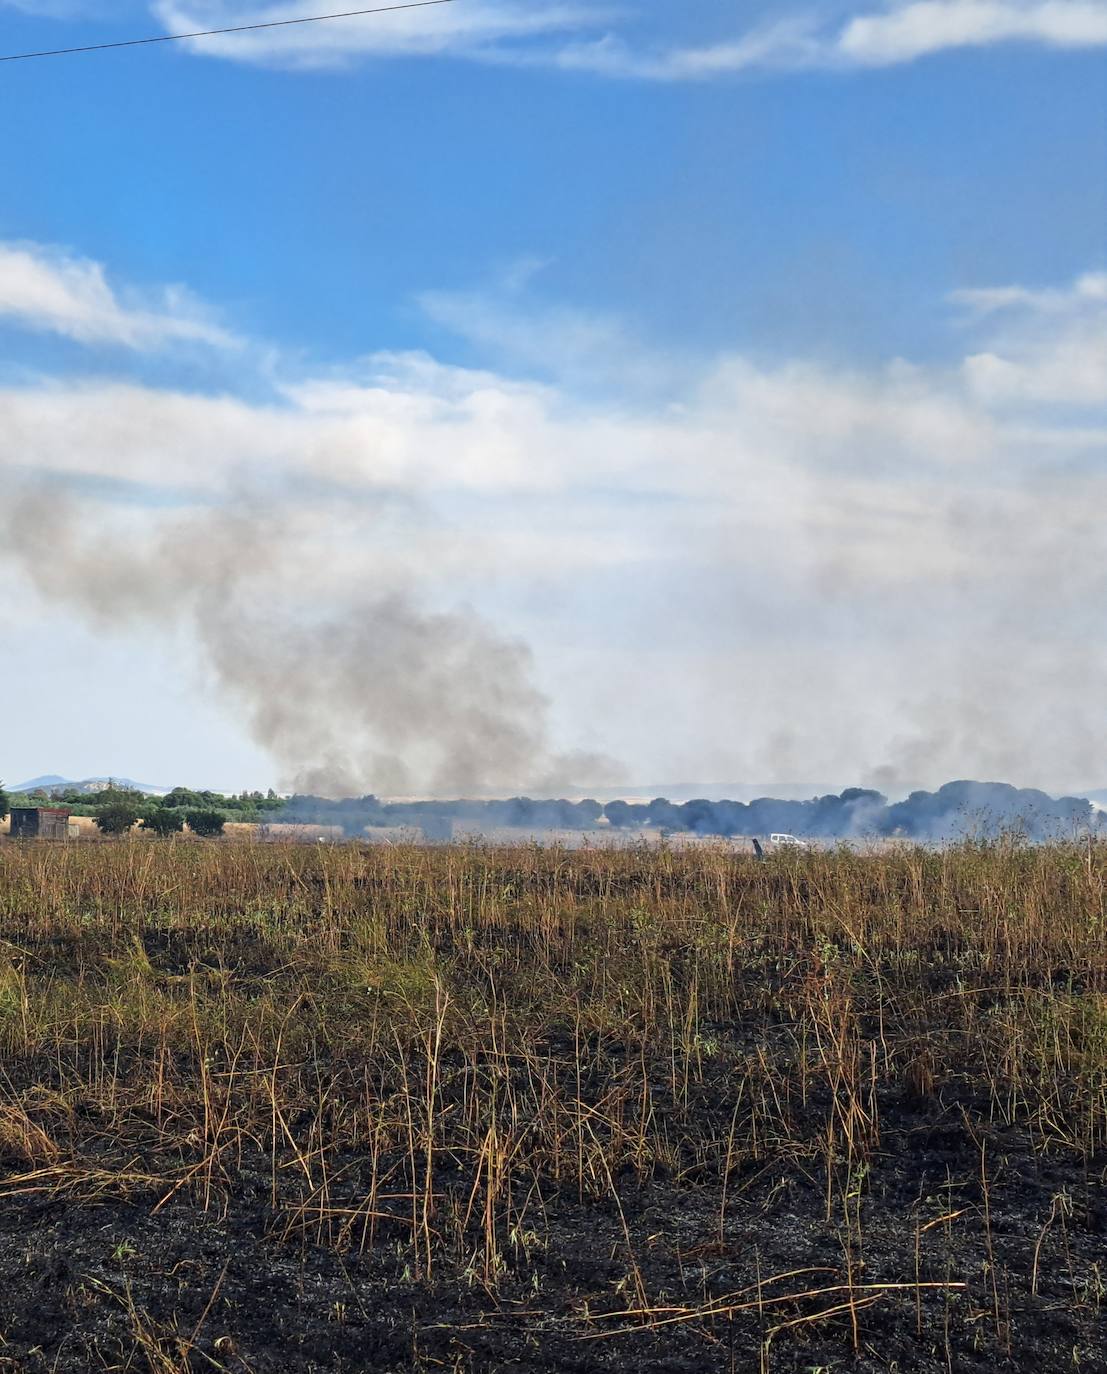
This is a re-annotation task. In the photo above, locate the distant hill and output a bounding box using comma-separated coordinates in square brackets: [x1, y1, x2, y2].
[11, 776, 71, 792]
[12, 775, 167, 796]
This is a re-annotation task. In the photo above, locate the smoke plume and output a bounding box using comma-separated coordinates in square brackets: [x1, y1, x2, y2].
[1, 478, 600, 796]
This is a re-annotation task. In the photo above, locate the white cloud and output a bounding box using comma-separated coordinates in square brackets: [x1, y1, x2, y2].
[151, 0, 602, 69]
[955, 270, 1107, 406]
[0, 242, 237, 350]
[838, 0, 1107, 65]
[417, 280, 690, 397]
[952, 270, 1107, 317]
[142, 0, 1107, 77]
[551, 1, 1107, 80]
[549, 19, 823, 81]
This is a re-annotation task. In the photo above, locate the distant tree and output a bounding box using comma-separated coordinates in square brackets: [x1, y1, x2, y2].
[163, 787, 203, 810]
[186, 809, 226, 838]
[141, 809, 184, 837]
[0, 782, 8, 822]
[94, 802, 141, 835]
[95, 786, 146, 811]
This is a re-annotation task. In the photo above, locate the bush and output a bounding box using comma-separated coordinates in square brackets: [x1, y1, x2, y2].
[186, 809, 226, 838]
[94, 802, 140, 835]
[141, 809, 184, 837]
[0, 782, 8, 822]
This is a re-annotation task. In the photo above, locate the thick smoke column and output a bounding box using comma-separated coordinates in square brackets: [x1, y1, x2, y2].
[0, 480, 600, 796]
[278, 780, 1099, 843]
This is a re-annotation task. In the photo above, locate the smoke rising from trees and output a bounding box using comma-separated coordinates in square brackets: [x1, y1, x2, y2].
[277, 780, 1099, 843]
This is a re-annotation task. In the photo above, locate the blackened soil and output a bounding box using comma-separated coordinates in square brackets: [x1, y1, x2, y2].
[1, 1114, 1104, 1373]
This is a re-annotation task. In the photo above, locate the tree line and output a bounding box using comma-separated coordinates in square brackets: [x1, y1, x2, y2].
[0, 782, 291, 838]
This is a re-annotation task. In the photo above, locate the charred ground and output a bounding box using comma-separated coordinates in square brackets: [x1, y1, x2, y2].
[0, 841, 1103, 1371]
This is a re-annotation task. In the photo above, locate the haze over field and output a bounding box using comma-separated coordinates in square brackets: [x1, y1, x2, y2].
[0, 1, 1103, 795]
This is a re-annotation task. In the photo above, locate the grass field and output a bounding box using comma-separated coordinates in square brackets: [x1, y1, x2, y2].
[0, 839, 1104, 1372]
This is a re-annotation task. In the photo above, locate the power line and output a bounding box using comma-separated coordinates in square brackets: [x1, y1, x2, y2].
[0, 0, 455, 64]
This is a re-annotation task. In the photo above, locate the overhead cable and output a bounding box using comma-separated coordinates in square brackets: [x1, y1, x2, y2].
[0, 0, 454, 64]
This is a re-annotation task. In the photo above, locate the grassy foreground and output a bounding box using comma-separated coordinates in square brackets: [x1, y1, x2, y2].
[0, 840, 1104, 1372]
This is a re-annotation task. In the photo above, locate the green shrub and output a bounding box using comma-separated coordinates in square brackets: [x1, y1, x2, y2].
[141, 809, 184, 837]
[94, 802, 140, 835]
[186, 809, 226, 838]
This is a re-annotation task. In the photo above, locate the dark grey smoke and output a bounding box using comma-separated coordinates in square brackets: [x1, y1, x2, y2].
[0, 479, 608, 796]
[275, 780, 1099, 843]
[276, 794, 605, 838]
[603, 782, 1096, 842]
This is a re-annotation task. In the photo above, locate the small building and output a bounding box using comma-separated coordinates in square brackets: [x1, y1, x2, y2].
[10, 807, 72, 841]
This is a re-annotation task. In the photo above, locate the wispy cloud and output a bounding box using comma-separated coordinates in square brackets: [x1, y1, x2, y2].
[837, 0, 1107, 65]
[952, 270, 1107, 317]
[0, 242, 237, 350]
[151, 0, 602, 69]
[417, 266, 694, 398]
[148, 0, 1107, 76]
[556, 2, 1107, 79]
[955, 270, 1107, 407]
[547, 18, 824, 81]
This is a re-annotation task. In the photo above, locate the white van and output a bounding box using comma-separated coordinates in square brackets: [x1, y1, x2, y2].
[770, 833, 809, 849]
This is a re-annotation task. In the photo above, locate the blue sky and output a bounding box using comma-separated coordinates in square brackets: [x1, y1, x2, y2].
[0, 1, 1105, 795]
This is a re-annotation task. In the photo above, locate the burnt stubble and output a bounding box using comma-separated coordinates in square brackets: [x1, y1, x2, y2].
[0, 840, 1103, 1372]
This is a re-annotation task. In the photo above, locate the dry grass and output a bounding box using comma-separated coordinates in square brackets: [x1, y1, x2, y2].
[0, 837, 1104, 1369]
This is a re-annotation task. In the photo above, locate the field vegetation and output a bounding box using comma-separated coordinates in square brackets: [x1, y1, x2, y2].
[0, 839, 1103, 1371]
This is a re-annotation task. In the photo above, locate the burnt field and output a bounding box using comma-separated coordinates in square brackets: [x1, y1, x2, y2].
[0, 841, 1104, 1372]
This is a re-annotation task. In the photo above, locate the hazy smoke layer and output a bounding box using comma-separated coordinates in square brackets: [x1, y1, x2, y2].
[0, 481, 596, 796]
[278, 780, 1098, 843]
